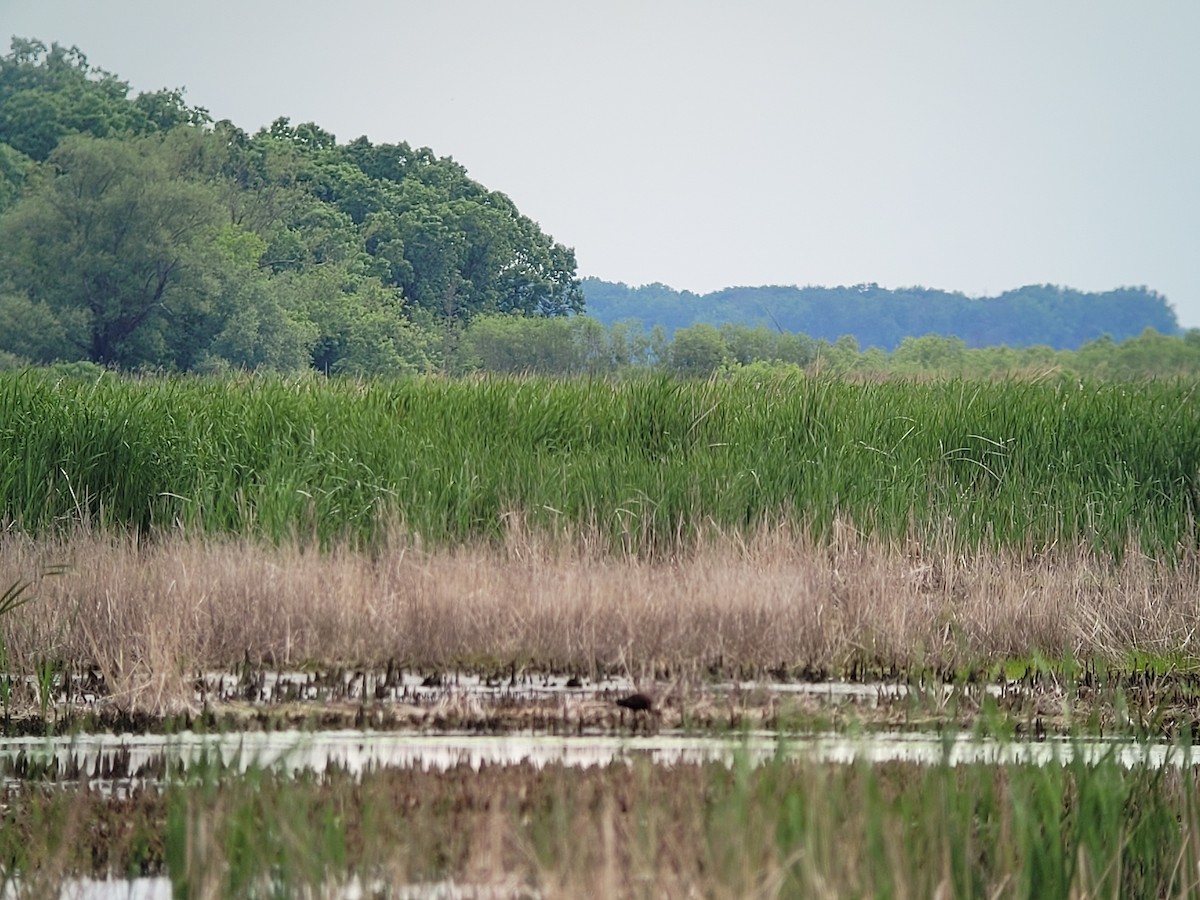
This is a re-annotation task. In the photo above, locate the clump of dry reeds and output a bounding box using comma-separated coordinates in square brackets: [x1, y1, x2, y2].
[2, 521, 1198, 713]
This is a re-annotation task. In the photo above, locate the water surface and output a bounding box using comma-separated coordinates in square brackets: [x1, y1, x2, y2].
[0, 728, 1186, 786]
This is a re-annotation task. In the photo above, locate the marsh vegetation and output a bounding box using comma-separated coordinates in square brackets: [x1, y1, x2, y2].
[4, 371, 1200, 895]
[4, 37, 1198, 897]
[5, 750, 1200, 898]
[4, 372, 1199, 552]
[2, 527, 1200, 729]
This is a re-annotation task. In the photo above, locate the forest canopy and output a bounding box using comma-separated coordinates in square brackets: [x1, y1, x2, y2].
[0, 38, 582, 373]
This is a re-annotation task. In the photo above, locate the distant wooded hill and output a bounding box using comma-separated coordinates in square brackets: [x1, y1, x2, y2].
[0, 38, 582, 374]
[581, 279, 1180, 351]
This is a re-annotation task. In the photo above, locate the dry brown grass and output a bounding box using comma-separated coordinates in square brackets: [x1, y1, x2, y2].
[2, 522, 1199, 712]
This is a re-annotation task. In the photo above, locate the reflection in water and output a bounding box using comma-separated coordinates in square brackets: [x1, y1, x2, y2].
[34, 878, 167, 900]
[197, 670, 992, 706]
[0, 728, 1187, 785]
[4, 875, 526, 900]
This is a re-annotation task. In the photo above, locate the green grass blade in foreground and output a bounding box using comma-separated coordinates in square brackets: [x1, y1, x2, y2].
[1, 741, 1200, 895]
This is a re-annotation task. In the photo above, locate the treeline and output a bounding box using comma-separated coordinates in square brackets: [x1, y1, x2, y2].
[0, 39, 1188, 379]
[10, 313, 1198, 381]
[441, 316, 1200, 380]
[582, 279, 1181, 351]
[0, 39, 581, 374]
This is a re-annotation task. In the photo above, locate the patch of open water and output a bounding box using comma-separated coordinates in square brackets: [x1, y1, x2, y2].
[0, 727, 1188, 790]
[201, 670, 993, 705]
[2, 875, 531, 900]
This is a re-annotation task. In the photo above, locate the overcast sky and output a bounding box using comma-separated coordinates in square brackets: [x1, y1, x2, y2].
[7, 1, 1200, 325]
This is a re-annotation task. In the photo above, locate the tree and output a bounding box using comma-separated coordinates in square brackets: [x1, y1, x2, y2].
[581, 279, 1181, 353]
[0, 141, 31, 212]
[668, 324, 728, 377]
[287, 265, 435, 375]
[0, 290, 75, 362]
[0, 38, 206, 159]
[608, 320, 656, 370]
[0, 40, 589, 373]
[0, 134, 223, 366]
[891, 335, 968, 374]
[168, 223, 317, 372]
[131, 88, 211, 133]
[814, 335, 861, 375]
[335, 137, 583, 322]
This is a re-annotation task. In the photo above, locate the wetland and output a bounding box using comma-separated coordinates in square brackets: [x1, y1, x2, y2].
[5, 373, 1200, 896]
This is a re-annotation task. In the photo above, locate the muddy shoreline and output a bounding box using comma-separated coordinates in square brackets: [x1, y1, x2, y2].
[6, 663, 1200, 740]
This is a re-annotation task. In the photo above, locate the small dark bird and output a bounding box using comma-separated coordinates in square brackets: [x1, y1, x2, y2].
[615, 692, 654, 713]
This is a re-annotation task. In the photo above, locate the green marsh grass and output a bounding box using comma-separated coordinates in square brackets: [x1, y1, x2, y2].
[2, 371, 1199, 555]
[3, 748, 1200, 897]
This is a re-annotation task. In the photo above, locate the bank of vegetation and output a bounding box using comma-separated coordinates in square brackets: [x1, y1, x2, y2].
[416, 314, 1200, 380]
[4, 526, 1198, 713]
[3, 753, 1200, 898]
[3, 373, 1198, 556]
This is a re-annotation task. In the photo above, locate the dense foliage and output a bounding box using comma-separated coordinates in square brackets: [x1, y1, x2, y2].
[0, 39, 582, 373]
[583, 278, 1181, 351]
[3, 372, 1198, 557]
[660, 322, 1200, 380]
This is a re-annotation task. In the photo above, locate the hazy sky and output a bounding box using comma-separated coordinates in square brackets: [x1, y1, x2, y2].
[7, 1, 1200, 324]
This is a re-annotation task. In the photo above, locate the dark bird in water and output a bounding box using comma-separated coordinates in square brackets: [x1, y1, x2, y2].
[615, 692, 654, 713]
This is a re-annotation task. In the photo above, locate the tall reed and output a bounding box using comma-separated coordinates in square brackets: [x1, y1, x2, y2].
[2, 371, 1197, 556]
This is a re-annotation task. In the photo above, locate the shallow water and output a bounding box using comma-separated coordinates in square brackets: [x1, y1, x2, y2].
[4, 878, 168, 900]
[3, 875, 530, 900]
[200, 669, 991, 705]
[19, 668, 1027, 729]
[0, 727, 1187, 788]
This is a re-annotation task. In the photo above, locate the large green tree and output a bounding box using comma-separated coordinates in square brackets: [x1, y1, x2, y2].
[0, 38, 208, 160]
[668, 323, 729, 377]
[0, 40, 585, 374]
[337, 136, 583, 321]
[0, 134, 224, 366]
